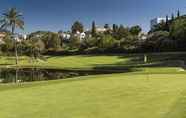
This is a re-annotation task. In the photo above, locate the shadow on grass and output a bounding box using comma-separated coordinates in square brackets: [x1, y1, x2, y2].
[33, 53, 186, 75]
[37, 52, 186, 71]
[163, 91, 186, 118]
[117, 53, 186, 64]
[2, 52, 186, 75]
[92, 53, 186, 73]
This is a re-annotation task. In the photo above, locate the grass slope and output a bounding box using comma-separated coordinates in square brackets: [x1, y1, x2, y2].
[0, 74, 186, 118]
[0, 55, 127, 69]
[1, 52, 186, 71]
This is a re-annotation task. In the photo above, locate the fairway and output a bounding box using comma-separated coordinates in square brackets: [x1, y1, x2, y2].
[0, 73, 186, 118]
[0, 55, 128, 69]
[1, 1, 186, 117]
[1, 52, 186, 71]
[0, 53, 186, 118]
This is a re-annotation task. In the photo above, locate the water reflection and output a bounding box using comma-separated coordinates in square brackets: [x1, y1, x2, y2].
[0, 68, 124, 83]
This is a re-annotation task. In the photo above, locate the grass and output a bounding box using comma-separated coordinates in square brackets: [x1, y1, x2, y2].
[0, 73, 186, 118]
[0, 55, 128, 69]
[1, 52, 186, 71]
[1, 52, 186, 117]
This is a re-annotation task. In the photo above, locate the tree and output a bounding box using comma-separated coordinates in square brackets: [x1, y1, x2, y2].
[112, 24, 119, 39]
[71, 21, 84, 34]
[91, 21, 96, 37]
[170, 18, 186, 41]
[120, 35, 138, 50]
[104, 24, 109, 29]
[171, 13, 174, 21]
[169, 18, 186, 50]
[149, 21, 167, 33]
[165, 15, 170, 31]
[115, 25, 131, 40]
[69, 35, 81, 49]
[0, 8, 24, 64]
[58, 30, 63, 47]
[39, 32, 61, 51]
[166, 15, 169, 23]
[177, 10, 180, 18]
[0, 34, 14, 54]
[49, 33, 61, 50]
[82, 36, 98, 48]
[98, 34, 117, 50]
[24, 39, 45, 60]
[112, 24, 118, 33]
[32, 40, 45, 59]
[21, 39, 44, 61]
[104, 24, 112, 34]
[130, 25, 142, 36]
[146, 31, 170, 51]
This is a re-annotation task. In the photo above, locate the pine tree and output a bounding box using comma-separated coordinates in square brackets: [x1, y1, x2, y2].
[104, 24, 110, 29]
[177, 10, 180, 18]
[171, 13, 174, 21]
[113, 24, 117, 33]
[91, 21, 96, 37]
[165, 15, 169, 31]
[166, 15, 169, 24]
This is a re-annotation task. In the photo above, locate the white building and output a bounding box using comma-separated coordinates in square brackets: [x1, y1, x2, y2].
[59, 31, 86, 42]
[13, 34, 27, 42]
[138, 32, 147, 42]
[0, 32, 6, 40]
[79, 32, 86, 40]
[23, 34, 27, 40]
[75, 31, 86, 41]
[150, 17, 171, 30]
[0, 32, 6, 44]
[60, 32, 71, 41]
[96, 27, 107, 33]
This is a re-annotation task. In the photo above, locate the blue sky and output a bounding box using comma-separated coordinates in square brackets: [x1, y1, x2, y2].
[1, 0, 186, 34]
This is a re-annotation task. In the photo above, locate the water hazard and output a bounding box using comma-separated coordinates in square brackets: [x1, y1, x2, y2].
[0, 67, 125, 83]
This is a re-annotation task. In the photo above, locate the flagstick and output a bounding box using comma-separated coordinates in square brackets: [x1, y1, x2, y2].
[144, 54, 149, 80]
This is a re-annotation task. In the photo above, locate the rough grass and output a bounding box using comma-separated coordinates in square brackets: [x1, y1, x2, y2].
[0, 74, 186, 118]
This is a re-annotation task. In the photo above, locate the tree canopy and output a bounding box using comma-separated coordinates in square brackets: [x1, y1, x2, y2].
[71, 21, 84, 34]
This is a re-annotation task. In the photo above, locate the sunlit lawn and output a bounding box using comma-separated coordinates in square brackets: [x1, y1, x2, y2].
[0, 73, 186, 118]
[1, 53, 186, 71]
[0, 55, 128, 69]
[0, 53, 186, 117]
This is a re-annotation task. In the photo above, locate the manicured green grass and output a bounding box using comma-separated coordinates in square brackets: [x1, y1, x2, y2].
[0, 55, 128, 69]
[0, 73, 186, 118]
[0, 53, 186, 117]
[1, 52, 186, 71]
[42, 55, 128, 69]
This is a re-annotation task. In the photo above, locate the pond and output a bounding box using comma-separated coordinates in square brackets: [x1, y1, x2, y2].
[0, 67, 126, 83]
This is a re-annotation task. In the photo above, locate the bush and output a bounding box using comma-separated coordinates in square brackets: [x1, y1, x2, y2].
[145, 31, 170, 52]
[97, 34, 117, 50]
[170, 18, 186, 41]
[170, 18, 186, 50]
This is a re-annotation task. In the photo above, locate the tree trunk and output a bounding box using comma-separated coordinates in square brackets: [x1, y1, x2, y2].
[15, 39, 18, 65]
[12, 23, 18, 65]
[15, 68, 18, 83]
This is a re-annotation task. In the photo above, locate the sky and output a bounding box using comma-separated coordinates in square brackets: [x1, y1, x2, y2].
[0, 0, 186, 34]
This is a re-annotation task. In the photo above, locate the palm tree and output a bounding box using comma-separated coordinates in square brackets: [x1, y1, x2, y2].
[0, 8, 24, 65]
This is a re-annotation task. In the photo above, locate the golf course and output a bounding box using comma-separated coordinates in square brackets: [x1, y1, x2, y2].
[0, 52, 186, 118]
[1, 1, 186, 117]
